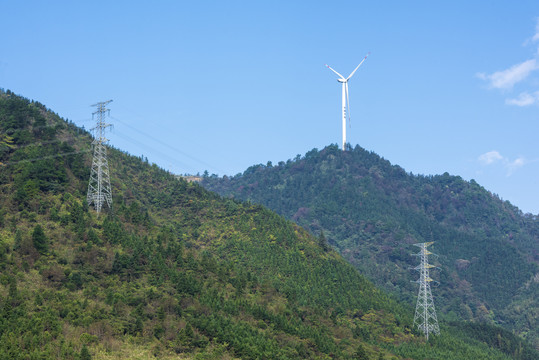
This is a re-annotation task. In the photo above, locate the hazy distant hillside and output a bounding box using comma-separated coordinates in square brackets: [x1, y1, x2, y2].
[202, 144, 539, 350]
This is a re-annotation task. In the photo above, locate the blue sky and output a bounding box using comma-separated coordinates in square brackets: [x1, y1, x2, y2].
[2, 1, 539, 214]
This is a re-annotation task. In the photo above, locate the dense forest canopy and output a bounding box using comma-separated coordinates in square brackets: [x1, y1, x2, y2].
[0, 89, 537, 359]
[202, 144, 539, 351]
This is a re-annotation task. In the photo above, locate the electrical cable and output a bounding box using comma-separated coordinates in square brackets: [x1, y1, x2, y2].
[0, 149, 92, 167]
[112, 130, 192, 171]
[110, 116, 222, 174]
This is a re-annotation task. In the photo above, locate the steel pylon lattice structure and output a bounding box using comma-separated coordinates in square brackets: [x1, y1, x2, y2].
[87, 100, 113, 213]
[412, 242, 440, 340]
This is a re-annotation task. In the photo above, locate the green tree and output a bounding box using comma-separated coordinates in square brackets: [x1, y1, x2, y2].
[355, 344, 369, 360]
[80, 344, 91, 360]
[13, 229, 22, 250]
[318, 230, 329, 251]
[8, 276, 18, 298]
[32, 224, 48, 254]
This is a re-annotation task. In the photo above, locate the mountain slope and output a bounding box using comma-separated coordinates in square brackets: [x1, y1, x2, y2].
[0, 90, 536, 359]
[202, 144, 539, 349]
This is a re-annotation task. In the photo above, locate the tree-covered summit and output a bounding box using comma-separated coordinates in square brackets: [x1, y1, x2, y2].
[202, 144, 539, 350]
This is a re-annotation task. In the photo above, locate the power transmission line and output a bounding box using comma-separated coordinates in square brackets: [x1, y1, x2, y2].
[112, 130, 192, 170]
[411, 242, 440, 340]
[0, 149, 91, 167]
[110, 116, 223, 174]
[9, 138, 78, 150]
[87, 100, 113, 214]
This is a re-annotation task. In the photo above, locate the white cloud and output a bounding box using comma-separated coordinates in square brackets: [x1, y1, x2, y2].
[507, 157, 526, 175]
[478, 150, 503, 165]
[505, 91, 539, 106]
[477, 59, 538, 90]
[478, 151, 528, 176]
[479, 20, 539, 99]
[533, 17, 539, 42]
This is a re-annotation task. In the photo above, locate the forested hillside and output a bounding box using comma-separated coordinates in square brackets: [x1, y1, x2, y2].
[0, 89, 536, 359]
[202, 144, 539, 350]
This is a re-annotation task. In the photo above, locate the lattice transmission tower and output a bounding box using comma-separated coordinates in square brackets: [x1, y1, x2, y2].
[411, 242, 440, 340]
[87, 100, 113, 213]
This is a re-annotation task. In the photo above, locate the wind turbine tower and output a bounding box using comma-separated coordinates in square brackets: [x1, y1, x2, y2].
[326, 53, 369, 150]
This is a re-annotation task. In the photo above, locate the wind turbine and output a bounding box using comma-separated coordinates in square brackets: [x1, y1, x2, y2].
[326, 53, 370, 150]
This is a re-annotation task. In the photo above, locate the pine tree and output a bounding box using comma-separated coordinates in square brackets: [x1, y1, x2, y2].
[8, 276, 17, 298]
[32, 225, 48, 254]
[355, 343, 370, 360]
[13, 229, 22, 250]
[80, 344, 91, 360]
[318, 230, 329, 251]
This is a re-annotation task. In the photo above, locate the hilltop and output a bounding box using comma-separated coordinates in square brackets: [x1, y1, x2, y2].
[0, 90, 537, 359]
[202, 144, 539, 350]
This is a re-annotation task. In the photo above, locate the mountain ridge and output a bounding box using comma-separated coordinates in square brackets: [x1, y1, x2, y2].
[202, 144, 539, 349]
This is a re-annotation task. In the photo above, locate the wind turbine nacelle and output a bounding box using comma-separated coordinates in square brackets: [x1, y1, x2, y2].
[337, 79, 346, 83]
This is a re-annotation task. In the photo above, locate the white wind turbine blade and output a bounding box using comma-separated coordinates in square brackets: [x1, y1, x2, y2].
[325, 64, 346, 79]
[345, 82, 351, 128]
[346, 52, 370, 80]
